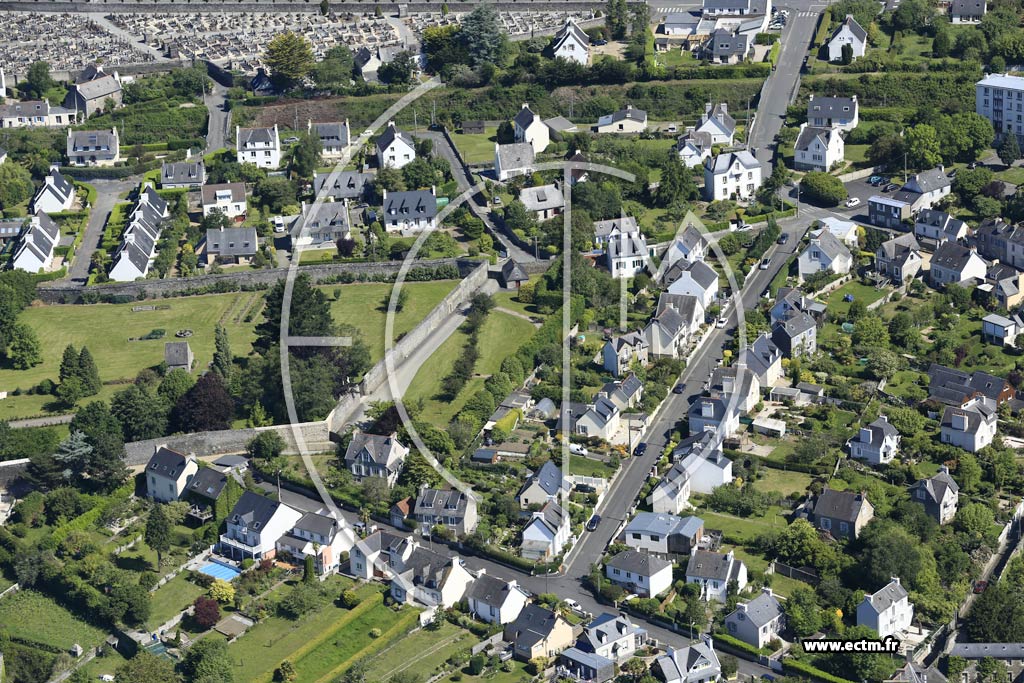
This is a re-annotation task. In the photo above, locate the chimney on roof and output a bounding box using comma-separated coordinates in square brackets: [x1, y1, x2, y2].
[891, 576, 901, 586]
[939, 465, 950, 475]
[952, 412, 968, 431]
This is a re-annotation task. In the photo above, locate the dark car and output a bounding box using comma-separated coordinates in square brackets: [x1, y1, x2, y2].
[576, 483, 596, 494]
[634, 442, 648, 457]
[673, 383, 685, 394]
[777, 233, 790, 245]
[974, 580, 989, 594]
[586, 515, 602, 532]
[884, 183, 899, 192]
[594, 39, 608, 45]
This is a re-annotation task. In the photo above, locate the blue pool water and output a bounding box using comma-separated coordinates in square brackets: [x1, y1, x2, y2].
[198, 561, 241, 581]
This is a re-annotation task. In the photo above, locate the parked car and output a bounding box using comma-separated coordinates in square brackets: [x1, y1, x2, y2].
[884, 183, 899, 192]
[594, 39, 608, 45]
[777, 233, 790, 245]
[565, 598, 586, 615]
[759, 257, 771, 270]
[948, 168, 959, 179]
[968, 161, 979, 169]
[667, 124, 678, 133]
[576, 483, 596, 494]
[273, 216, 286, 233]
[868, 175, 883, 185]
[974, 580, 989, 594]
[845, 197, 861, 208]
[283, 136, 299, 144]
[585, 515, 601, 532]
[673, 383, 685, 394]
[634, 442, 647, 457]
[569, 443, 589, 456]
[716, 317, 728, 328]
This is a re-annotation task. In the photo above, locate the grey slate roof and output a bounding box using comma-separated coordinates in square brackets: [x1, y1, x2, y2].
[206, 227, 258, 257]
[707, 150, 760, 174]
[344, 432, 407, 470]
[907, 167, 952, 194]
[187, 467, 227, 501]
[729, 591, 784, 628]
[414, 488, 472, 518]
[73, 74, 121, 102]
[812, 488, 868, 523]
[376, 122, 414, 154]
[795, 125, 835, 152]
[68, 129, 117, 150]
[161, 159, 205, 186]
[607, 549, 672, 576]
[147, 445, 191, 478]
[164, 341, 192, 367]
[238, 126, 277, 148]
[807, 95, 858, 120]
[626, 512, 704, 539]
[468, 573, 524, 605]
[878, 233, 921, 265]
[774, 310, 816, 339]
[864, 578, 909, 613]
[201, 182, 246, 205]
[520, 184, 565, 213]
[710, 29, 748, 58]
[313, 171, 373, 200]
[910, 468, 959, 504]
[856, 416, 898, 447]
[524, 461, 567, 496]
[951, 0, 985, 15]
[507, 604, 562, 649]
[890, 663, 948, 683]
[500, 259, 530, 284]
[832, 15, 867, 42]
[294, 511, 339, 538]
[513, 105, 540, 131]
[594, 216, 640, 241]
[495, 142, 535, 171]
[602, 104, 648, 125]
[229, 491, 289, 530]
[737, 333, 780, 378]
[312, 121, 349, 145]
[686, 549, 735, 581]
[807, 229, 851, 261]
[949, 643, 1024, 659]
[931, 242, 979, 272]
[384, 190, 438, 219]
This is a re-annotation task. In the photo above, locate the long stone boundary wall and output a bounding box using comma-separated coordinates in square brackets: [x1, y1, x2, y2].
[0, 1, 625, 11]
[35, 257, 482, 304]
[123, 421, 331, 465]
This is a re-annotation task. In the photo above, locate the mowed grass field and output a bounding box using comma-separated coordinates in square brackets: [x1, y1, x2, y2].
[0, 589, 107, 650]
[322, 280, 458, 364]
[363, 620, 475, 682]
[405, 310, 537, 425]
[449, 126, 499, 164]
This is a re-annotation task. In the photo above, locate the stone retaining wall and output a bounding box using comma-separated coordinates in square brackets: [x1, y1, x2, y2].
[0, 1, 621, 11]
[123, 421, 331, 465]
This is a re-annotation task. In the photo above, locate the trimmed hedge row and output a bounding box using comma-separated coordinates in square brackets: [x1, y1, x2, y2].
[51, 481, 134, 543]
[712, 630, 772, 657]
[783, 657, 858, 683]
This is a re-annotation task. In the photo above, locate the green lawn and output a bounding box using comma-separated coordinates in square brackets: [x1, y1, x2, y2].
[655, 49, 697, 68]
[363, 621, 475, 682]
[298, 248, 340, 264]
[0, 589, 107, 650]
[754, 468, 814, 497]
[0, 293, 259, 419]
[825, 280, 887, 317]
[697, 507, 789, 543]
[323, 280, 459, 364]
[493, 277, 545, 319]
[406, 310, 537, 425]
[147, 573, 206, 629]
[994, 165, 1024, 185]
[567, 455, 619, 479]
[450, 127, 499, 164]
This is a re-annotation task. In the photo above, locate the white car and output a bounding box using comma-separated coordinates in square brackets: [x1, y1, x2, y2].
[568, 443, 589, 456]
[759, 257, 771, 270]
[273, 216, 287, 233]
[845, 197, 862, 208]
[716, 317, 728, 328]
[564, 599, 585, 615]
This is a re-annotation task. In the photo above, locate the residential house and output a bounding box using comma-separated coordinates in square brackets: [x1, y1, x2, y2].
[504, 604, 575, 661]
[706, 29, 750, 64]
[869, 195, 914, 229]
[550, 19, 591, 65]
[521, 500, 571, 560]
[952, 0, 986, 22]
[703, 0, 771, 16]
[276, 512, 349, 575]
[810, 488, 874, 539]
[349, 529, 407, 581]
[516, 461, 571, 509]
[929, 364, 1015, 406]
[308, 120, 350, 158]
[206, 226, 258, 265]
[163, 341, 193, 372]
[827, 15, 867, 62]
[983, 262, 1024, 309]
[929, 242, 988, 287]
[704, 150, 763, 201]
[577, 613, 648, 663]
[160, 155, 205, 189]
[312, 170, 373, 201]
[903, 167, 953, 209]
[467, 571, 531, 625]
[655, 636, 722, 683]
[607, 230, 649, 278]
[11, 212, 60, 273]
[686, 549, 749, 601]
[886, 663, 949, 683]
[376, 121, 416, 169]
[688, 397, 739, 437]
[598, 373, 645, 412]
[109, 191, 167, 282]
[696, 103, 736, 145]
[770, 287, 828, 325]
[145, 446, 199, 503]
[594, 216, 639, 247]
[950, 642, 1024, 682]
[814, 217, 860, 251]
[914, 209, 968, 247]
[412, 486, 478, 537]
[623, 512, 705, 556]
[807, 94, 859, 131]
[663, 223, 709, 268]
[644, 293, 704, 359]
[390, 546, 475, 609]
[184, 467, 229, 518]
[201, 182, 247, 219]
[982, 312, 1024, 347]
[236, 125, 281, 169]
[499, 259, 530, 289]
[545, 116, 579, 136]
[513, 104, 550, 156]
[1, 99, 76, 128]
[602, 332, 649, 378]
[709, 364, 761, 414]
[605, 550, 674, 597]
[66, 128, 119, 166]
[725, 589, 785, 649]
[798, 231, 853, 282]
[596, 104, 648, 134]
[298, 201, 351, 245]
[382, 188, 438, 234]
[574, 396, 622, 442]
[975, 218, 1024, 270]
[794, 123, 844, 172]
[857, 577, 914, 638]
[494, 142, 536, 181]
[667, 260, 719, 309]
[771, 310, 817, 357]
[737, 332, 783, 386]
[520, 182, 565, 221]
[941, 397, 998, 452]
[877, 233, 923, 286]
[558, 649, 616, 683]
[219, 492, 303, 561]
[910, 466, 960, 525]
[848, 415, 900, 465]
[342, 432, 410, 487]
[677, 447, 734, 494]
[648, 461, 693, 514]
[66, 67, 122, 118]
[677, 131, 715, 168]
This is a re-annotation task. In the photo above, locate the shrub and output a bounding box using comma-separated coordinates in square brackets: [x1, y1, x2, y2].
[800, 171, 848, 206]
[193, 596, 221, 629]
[468, 655, 486, 675]
[369, 627, 382, 638]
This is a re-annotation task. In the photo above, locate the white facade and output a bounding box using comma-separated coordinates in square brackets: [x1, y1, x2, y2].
[607, 230, 649, 279]
[704, 151, 763, 201]
[856, 578, 914, 638]
[827, 16, 867, 62]
[376, 121, 417, 170]
[391, 554, 475, 609]
[976, 73, 1024, 146]
[513, 104, 550, 156]
[219, 494, 304, 561]
[798, 234, 853, 282]
[11, 213, 60, 273]
[606, 554, 674, 598]
[794, 123, 844, 172]
[202, 183, 247, 219]
[31, 173, 75, 214]
[236, 125, 281, 169]
[551, 19, 591, 65]
[941, 399, 998, 452]
[848, 416, 900, 466]
[667, 261, 719, 309]
[467, 574, 531, 625]
[679, 449, 734, 494]
[686, 550, 748, 602]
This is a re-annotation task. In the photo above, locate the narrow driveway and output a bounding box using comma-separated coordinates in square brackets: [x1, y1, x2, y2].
[68, 179, 135, 283]
[9, 414, 74, 429]
[205, 81, 231, 153]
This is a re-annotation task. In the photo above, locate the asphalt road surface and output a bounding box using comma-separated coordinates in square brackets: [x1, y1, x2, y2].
[67, 179, 136, 284]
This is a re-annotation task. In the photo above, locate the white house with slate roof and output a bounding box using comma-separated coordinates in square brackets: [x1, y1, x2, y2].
[607, 230, 649, 278]
[596, 104, 648, 134]
[686, 549, 748, 601]
[376, 121, 416, 169]
[645, 293, 704, 359]
[941, 397, 998, 452]
[606, 550, 674, 597]
[516, 460, 571, 509]
[145, 445, 199, 503]
[679, 447, 734, 493]
[915, 209, 969, 246]
[206, 226, 259, 265]
[678, 131, 715, 168]
[696, 103, 736, 145]
[848, 415, 900, 465]
[299, 201, 351, 245]
[494, 142, 536, 182]
[160, 154, 205, 189]
[794, 123, 844, 172]
[725, 589, 785, 649]
[513, 104, 550, 156]
[952, 0, 986, 23]
[648, 462, 693, 514]
[390, 545, 475, 609]
[201, 182, 247, 219]
[109, 185, 169, 281]
[382, 188, 438, 234]
[705, 150, 762, 201]
[521, 500, 571, 560]
[11, 212, 60, 273]
[521, 182, 565, 221]
[313, 171, 373, 202]
[220, 492, 303, 561]
[664, 224, 709, 270]
[737, 333, 783, 386]
[798, 231, 853, 282]
[827, 15, 867, 62]
[31, 169, 75, 215]
[467, 571, 530, 624]
[67, 128, 119, 166]
[876, 233, 923, 286]
[982, 312, 1024, 347]
[772, 310, 817, 357]
[575, 396, 622, 442]
[276, 511, 349, 575]
[668, 260, 719, 309]
[857, 577, 914, 638]
[655, 636, 722, 683]
[807, 94, 859, 131]
[1, 99, 77, 128]
[550, 19, 591, 65]
[578, 613, 648, 663]
[594, 216, 639, 247]
[412, 486, 478, 537]
[343, 432, 410, 487]
[904, 167, 952, 209]
[929, 242, 988, 287]
[709, 364, 761, 414]
[911, 466, 960, 524]
[308, 119, 350, 158]
[706, 30, 751, 64]
[624, 512, 705, 556]
[602, 331, 649, 378]
[236, 125, 281, 169]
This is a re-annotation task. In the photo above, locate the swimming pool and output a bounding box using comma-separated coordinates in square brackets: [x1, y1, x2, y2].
[198, 560, 241, 581]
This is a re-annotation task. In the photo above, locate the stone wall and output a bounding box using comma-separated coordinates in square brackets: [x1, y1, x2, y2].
[123, 421, 332, 465]
[0, 1, 617, 11]
[36, 257, 482, 304]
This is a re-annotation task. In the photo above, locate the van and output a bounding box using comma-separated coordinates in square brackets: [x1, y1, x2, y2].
[569, 443, 589, 456]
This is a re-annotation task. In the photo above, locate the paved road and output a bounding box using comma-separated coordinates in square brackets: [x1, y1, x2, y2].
[67, 179, 136, 283]
[747, 6, 822, 168]
[205, 81, 231, 153]
[9, 414, 74, 429]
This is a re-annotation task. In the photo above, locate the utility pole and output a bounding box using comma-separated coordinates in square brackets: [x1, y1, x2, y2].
[904, 151, 908, 184]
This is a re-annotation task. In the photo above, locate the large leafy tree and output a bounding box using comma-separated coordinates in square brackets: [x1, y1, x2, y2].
[173, 373, 234, 432]
[290, 133, 322, 179]
[784, 586, 823, 638]
[460, 5, 507, 67]
[182, 638, 233, 683]
[7, 322, 42, 369]
[111, 385, 169, 442]
[0, 163, 34, 211]
[115, 652, 179, 683]
[145, 503, 172, 569]
[999, 133, 1021, 167]
[311, 45, 354, 89]
[264, 31, 314, 87]
[906, 124, 943, 169]
[23, 61, 54, 98]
